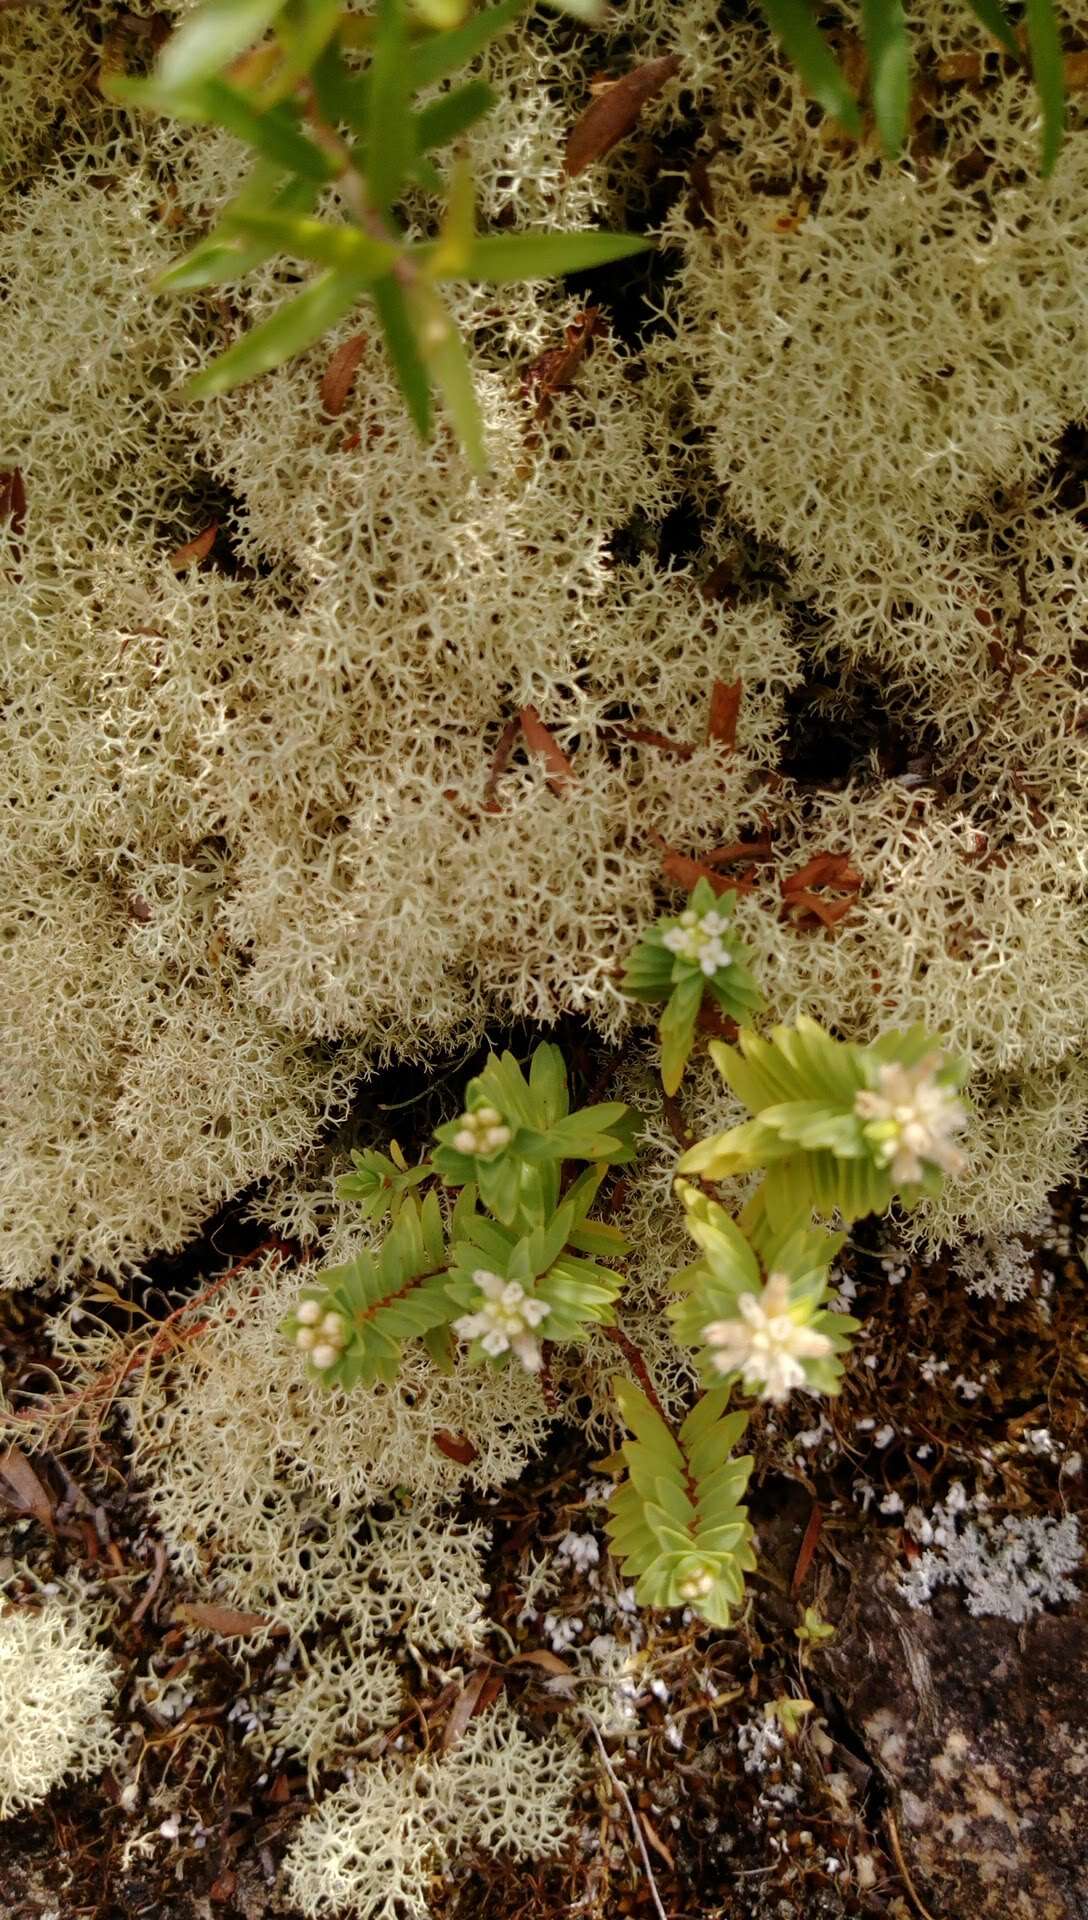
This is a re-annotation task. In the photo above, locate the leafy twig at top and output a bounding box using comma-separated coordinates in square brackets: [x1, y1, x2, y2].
[105, 0, 650, 471]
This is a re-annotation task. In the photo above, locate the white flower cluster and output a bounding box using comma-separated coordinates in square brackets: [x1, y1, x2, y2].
[676, 1563, 716, 1602]
[704, 1272, 833, 1403]
[453, 1269, 550, 1372]
[295, 1298, 349, 1371]
[661, 905, 734, 976]
[854, 1056, 967, 1185]
[452, 1105, 512, 1156]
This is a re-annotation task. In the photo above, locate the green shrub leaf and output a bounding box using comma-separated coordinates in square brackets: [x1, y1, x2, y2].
[372, 276, 433, 439]
[962, 0, 1021, 59]
[861, 0, 911, 156]
[369, 0, 414, 210]
[423, 229, 651, 281]
[1025, 0, 1065, 174]
[409, 0, 528, 89]
[757, 0, 862, 134]
[187, 266, 375, 398]
[159, 0, 285, 93]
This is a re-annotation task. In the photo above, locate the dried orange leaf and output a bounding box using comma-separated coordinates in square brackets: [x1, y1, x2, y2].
[0, 467, 27, 538]
[565, 55, 680, 176]
[441, 1664, 494, 1751]
[434, 1428, 479, 1465]
[509, 1647, 576, 1676]
[175, 1602, 275, 1636]
[522, 309, 604, 420]
[519, 705, 575, 792]
[0, 1446, 54, 1531]
[321, 332, 367, 417]
[708, 677, 743, 749]
[168, 523, 217, 570]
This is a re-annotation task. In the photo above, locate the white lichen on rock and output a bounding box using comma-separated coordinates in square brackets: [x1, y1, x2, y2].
[899, 1486, 1083, 1622]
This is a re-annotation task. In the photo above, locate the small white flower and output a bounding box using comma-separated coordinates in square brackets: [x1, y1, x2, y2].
[704, 1272, 833, 1403]
[661, 905, 733, 976]
[854, 1055, 966, 1185]
[310, 1342, 341, 1370]
[453, 1267, 551, 1371]
[320, 1311, 347, 1343]
[295, 1326, 318, 1353]
[296, 1299, 322, 1326]
[451, 1107, 512, 1157]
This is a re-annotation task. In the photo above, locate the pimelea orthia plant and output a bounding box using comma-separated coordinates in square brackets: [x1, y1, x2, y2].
[287, 884, 969, 1630]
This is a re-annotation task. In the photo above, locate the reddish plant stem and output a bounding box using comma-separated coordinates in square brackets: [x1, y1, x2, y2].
[602, 1324, 670, 1426]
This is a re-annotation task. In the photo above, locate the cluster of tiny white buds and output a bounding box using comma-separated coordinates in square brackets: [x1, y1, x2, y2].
[704, 1272, 833, 1403]
[294, 1297, 349, 1371]
[677, 1564, 716, 1601]
[452, 1104, 512, 1157]
[453, 1268, 550, 1372]
[661, 905, 733, 976]
[854, 1055, 967, 1186]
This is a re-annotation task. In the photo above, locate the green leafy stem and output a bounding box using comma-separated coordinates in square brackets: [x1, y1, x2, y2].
[107, 0, 649, 470]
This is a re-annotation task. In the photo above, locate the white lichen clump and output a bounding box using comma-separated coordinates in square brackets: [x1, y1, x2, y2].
[283, 1705, 581, 1920]
[0, 1592, 119, 1818]
[705, 1272, 833, 1402]
[453, 1269, 551, 1370]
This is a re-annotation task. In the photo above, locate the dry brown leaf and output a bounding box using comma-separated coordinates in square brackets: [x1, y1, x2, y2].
[519, 705, 576, 793]
[522, 309, 604, 421]
[565, 55, 680, 176]
[782, 852, 862, 895]
[433, 1428, 479, 1466]
[659, 845, 739, 897]
[175, 1602, 275, 1637]
[441, 1664, 494, 1751]
[508, 1648, 576, 1677]
[168, 523, 217, 570]
[0, 467, 27, 538]
[321, 333, 367, 418]
[707, 677, 743, 749]
[0, 1447, 54, 1531]
[791, 1502, 824, 1593]
[609, 722, 694, 760]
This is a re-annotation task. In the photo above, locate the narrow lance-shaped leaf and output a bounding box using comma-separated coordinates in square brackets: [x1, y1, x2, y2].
[225, 209, 400, 274]
[273, 0, 344, 79]
[861, 0, 911, 156]
[181, 80, 336, 179]
[372, 274, 433, 440]
[421, 229, 651, 283]
[158, 0, 285, 93]
[421, 303, 487, 472]
[1025, 0, 1065, 175]
[409, 0, 528, 89]
[187, 265, 374, 399]
[156, 173, 319, 292]
[416, 78, 497, 154]
[756, 0, 862, 135]
[961, 0, 1021, 59]
[368, 0, 413, 211]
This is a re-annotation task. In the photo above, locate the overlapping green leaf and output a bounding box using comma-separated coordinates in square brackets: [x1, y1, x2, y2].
[283, 1193, 453, 1387]
[607, 1379, 756, 1628]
